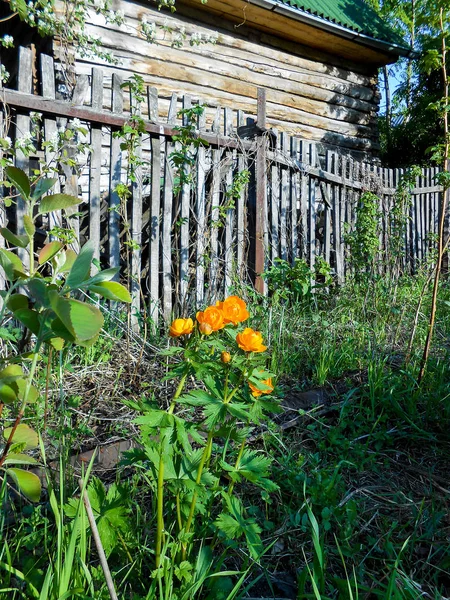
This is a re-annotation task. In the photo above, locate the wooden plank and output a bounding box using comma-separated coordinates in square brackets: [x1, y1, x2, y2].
[224, 107, 234, 294]
[162, 140, 174, 321]
[89, 68, 103, 266]
[255, 88, 267, 294]
[308, 143, 316, 271]
[324, 151, 332, 264]
[179, 95, 192, 310]
[2, 88, 254, 151]
[299, 141, 308, 260]
[41, 53, 62, 234]
[131, 91, 143, 330]
[290, 136, 299, 261]
[196, 103, 207, 306]
[333, 151, 344, 283]
[279, 132, 288, 261]
[209, 106, 221, 302]
[109, 73, 123, 277]
[15, 46, 33, 269]
[148, 86, 159, 123]
[236, 110, 246, 282]
[167, 92, 178, 125]
[0, 109, 6, 291]
[62, 75, 89, 253]
[149, 89, 161, 325]
[270, 130, 280, 263]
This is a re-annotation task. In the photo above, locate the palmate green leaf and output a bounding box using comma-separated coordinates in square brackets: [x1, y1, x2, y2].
[3, 423, 38, 449]
[65, 477, 131, 557]
[38, 193, 80, 215]
[38, 241, 63, 265]
[64, 240, 94, 290]
[215, 496, 263, 559]
[89, 281, 132, 303]
[134, 409, 175, 428]
[48, 291, 104, 343]
[0, 228, 29, 248]
[222, 449, 279, 492]
[5, 166, 30, 200]
[180, 389, 218, 407]
[203, 399, 227, 428]
[6, 468, 41, 502]
[227, 402, 250, 421]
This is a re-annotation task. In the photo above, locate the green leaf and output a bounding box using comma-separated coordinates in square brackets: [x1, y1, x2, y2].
[5, 166, 30, 200]
[85, 267, 119, 285]
[23, 215, 35, 238]
[6, 468, 41, 502]
[64, 241, 94, 290]
[28, 278, 50, 308]
[13, 0, 29, 21]
[49, 291, 104, 342]
[0, 249, 26, 280]
[89, 281, 132, 303]
[14, 308, 41, 335]
[3, 423, 38, 450]
[3, 453, 38, 465]
[49, 337, 65, 351]
[0, 364, 24, 382]
[7, 293, 28, 312]
[59, 249, 77, 273]
[16, 379, 39, 403]
[38, 193, 80, 215]
[0, 228, 29, 248]
[0, 383, 18, 404]
[31, 177, 58, 200]
[39, 241, 63, 265]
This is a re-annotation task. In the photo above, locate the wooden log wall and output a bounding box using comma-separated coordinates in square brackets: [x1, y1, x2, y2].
[0, 49, 443, 326]
[54, 0, 382, 156]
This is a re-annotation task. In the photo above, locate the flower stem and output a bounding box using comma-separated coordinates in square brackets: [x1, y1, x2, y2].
[182, 429, 214, 560]
[155, 371, 188, 569]
[228, 439, 246, 496]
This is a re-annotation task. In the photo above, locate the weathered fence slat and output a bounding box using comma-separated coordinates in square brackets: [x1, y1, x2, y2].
[89, 68, 103, 265]
[195, 104, 207, 307]
[15, 46, 32, 268]
[148, 88, 161, 324]
[109, 73, 123, 277]
[179, 95, 192, 310]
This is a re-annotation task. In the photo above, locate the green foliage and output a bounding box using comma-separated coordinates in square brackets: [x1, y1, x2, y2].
[124, 299, 279, 597]
[0, 168, 130, 501]
[263, 256, 332, 302]
[345, 192, 381, 275]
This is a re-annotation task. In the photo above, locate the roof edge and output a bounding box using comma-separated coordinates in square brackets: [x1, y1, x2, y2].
[250, 0, 415, 59]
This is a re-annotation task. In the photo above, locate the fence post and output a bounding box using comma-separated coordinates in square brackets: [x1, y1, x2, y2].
[255, 87, 267, 294]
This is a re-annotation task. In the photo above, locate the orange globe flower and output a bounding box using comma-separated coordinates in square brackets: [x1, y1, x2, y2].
[196, 306, 224, 332]
[216, 296, 249, 325]
[236, 328, 267, 353]
[221, 351, 232, 364]
[169, 318, 194, 337]
[249, 377, 274, 397]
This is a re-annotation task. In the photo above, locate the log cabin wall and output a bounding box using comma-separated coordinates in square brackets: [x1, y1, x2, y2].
[54, 0, 382, 157]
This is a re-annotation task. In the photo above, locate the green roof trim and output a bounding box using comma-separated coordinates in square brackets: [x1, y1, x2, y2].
[275, 0, 407, 47]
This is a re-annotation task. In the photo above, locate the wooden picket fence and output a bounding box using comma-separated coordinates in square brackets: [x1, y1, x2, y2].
[0, 47, 443, 324]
